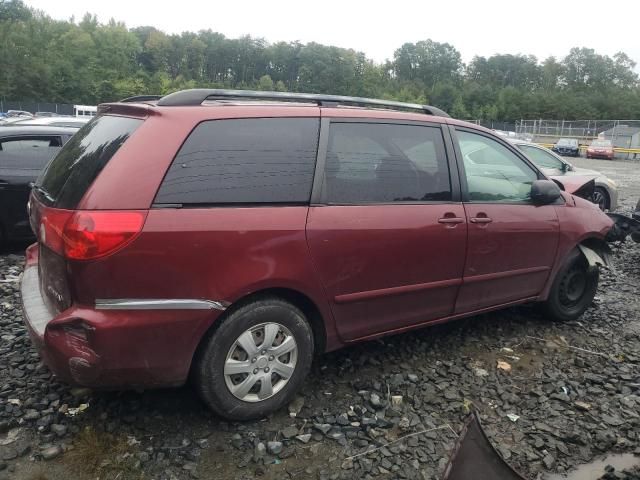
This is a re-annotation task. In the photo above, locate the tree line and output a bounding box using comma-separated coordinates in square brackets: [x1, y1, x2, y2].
[2, 0, 640, 121]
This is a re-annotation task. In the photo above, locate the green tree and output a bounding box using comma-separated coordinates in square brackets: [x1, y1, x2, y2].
[258, 74, 274, 91]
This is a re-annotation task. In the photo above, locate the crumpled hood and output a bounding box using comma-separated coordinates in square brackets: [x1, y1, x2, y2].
[548, 174, 597, 194]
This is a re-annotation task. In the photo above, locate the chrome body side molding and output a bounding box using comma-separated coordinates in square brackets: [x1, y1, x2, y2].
[95, 299, 228, 311]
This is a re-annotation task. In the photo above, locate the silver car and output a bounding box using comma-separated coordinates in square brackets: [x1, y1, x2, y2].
[509, 140, 618, 211]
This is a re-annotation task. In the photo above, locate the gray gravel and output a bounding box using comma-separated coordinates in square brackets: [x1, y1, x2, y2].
[0, 157, 639, 480]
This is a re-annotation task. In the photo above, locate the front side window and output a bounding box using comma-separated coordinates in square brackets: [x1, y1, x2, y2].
[458, 130, 538, 203]
[323, 123, 451, 204]
[518, 145, 564, 170]
[155, 118, 319, 205]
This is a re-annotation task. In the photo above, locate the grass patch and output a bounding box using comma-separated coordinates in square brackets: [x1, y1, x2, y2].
[27, 473, 49, 480]
[64, 426, 144, 480]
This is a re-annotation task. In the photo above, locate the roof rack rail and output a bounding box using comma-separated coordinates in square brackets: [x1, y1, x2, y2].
[155, 89, 449, 117]
[120, 95, 163, 103]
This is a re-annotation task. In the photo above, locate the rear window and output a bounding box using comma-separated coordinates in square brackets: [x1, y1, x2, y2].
[154, 118, 319, 205]
[36, 115, 142, 208]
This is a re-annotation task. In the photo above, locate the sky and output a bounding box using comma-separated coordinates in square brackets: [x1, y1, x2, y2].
[25, 0, 640, 70]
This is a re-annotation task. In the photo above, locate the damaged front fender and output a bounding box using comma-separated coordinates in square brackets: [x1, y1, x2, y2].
[577, 243, 612, 271]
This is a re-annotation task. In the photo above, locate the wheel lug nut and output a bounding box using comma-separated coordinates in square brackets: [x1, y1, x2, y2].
[251, 357, 256, 363]
[261, 350, 266, 355]
[264, 367, 270, 373]
[268, 355, 274, 361]
[253, 368, 258, 374]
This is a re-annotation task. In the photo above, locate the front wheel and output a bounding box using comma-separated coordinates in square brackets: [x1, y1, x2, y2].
[194, 298, 314, 420]
[541, 249, 599, 321]
[592, 187, 610, 211]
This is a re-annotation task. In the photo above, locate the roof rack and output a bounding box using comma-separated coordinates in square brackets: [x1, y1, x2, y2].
[154, 89, 449, 117]
[120, 95, 163, 103]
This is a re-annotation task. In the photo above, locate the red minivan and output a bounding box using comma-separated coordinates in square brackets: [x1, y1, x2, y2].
[21, 90, 613, 420]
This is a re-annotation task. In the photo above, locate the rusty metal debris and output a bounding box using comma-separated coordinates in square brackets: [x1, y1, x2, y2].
[607, 213, 640, 243]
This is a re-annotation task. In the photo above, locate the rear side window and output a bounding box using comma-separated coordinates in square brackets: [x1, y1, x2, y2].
[322, 123, 451, 204]
[0, 136, 62, 151]
[155, 118, 319, 205]
[0, 136, 63, 171]
[37, 115, 142, 208]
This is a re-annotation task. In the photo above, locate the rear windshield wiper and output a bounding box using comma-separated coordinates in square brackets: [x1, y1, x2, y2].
[30, 183, 55, 203]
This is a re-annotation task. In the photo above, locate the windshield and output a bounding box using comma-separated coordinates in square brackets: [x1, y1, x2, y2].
[591, 140, 612, 147]
[519, 144, 565, 170]
[557, 138, 577, 146]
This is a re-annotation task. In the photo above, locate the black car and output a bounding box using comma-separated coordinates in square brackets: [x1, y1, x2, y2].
[552, 138, 580, 157]
[0, 125, 77, 243]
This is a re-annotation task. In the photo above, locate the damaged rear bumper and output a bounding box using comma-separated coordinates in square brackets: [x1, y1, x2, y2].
[20, 263, 220, 389]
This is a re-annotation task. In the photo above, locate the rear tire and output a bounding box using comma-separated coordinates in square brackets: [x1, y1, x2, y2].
[194, 297, 314, 421]
[541, 249, 598, 322]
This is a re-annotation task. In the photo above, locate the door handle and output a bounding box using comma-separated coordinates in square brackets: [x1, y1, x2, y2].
[438, 217, 464, 224]
[470, 216, 492, 224]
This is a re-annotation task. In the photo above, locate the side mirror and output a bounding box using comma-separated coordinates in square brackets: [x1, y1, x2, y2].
[531, 179, 562, 205]
[562, 162, 571, 172]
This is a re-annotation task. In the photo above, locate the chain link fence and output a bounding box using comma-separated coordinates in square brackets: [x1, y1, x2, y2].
[0, 100, 75, 116]
[515, 119, 640, 146]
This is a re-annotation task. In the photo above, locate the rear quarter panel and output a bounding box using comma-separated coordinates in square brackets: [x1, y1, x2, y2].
[68, 207, 338, 365]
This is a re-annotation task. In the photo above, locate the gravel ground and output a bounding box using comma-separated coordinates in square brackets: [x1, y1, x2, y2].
[0, 157, 639, 480]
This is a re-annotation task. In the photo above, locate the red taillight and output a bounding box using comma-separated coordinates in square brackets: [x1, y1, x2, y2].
[40, 208, 73, 254]
[63, 211, 147, 260]
[39, 207, 147, 261]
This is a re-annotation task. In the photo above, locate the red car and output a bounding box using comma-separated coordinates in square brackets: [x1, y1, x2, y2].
[586, 139, 615, 160]
[21, 90, 613, 420]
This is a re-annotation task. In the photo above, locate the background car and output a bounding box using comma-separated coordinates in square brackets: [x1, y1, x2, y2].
[509, 139, 618, 211]
[587, 139, 615, 160]
[552, 138, 580, 157]
[0, 125, 76, 244]
[9, 116, 89, 128]
[6, 110, 33, 118]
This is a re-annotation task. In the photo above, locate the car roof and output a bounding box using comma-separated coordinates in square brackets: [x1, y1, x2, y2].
[12, 116, 87, 125]
[106, 88, 454, 122]
[0, 125, 78, 137]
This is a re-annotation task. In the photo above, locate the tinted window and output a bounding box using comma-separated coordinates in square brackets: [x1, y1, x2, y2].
[155, 118, 319, 205]
[323, 123, 451, 204]
[458, 130, 537, 203]
[0, 136, 62, 171]
[0, 136, 61, 151]
[37, 115, 142, 208]
[519, 145, 564, 170]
